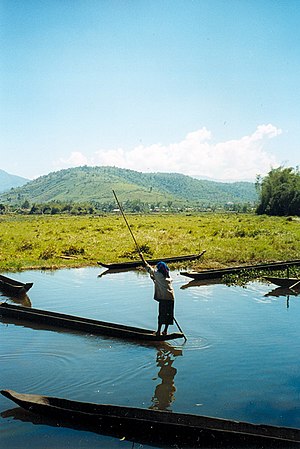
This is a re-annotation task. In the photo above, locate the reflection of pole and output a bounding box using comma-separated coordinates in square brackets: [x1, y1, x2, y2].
[150, 349, 178, 411]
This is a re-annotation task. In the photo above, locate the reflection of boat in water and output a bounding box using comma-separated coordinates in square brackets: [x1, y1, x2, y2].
[265, 285, 299, 309]
[98, 267, 135, 277]
[2, 389, 300, 448]
[265, 286, 300, 298]
[0, 302, 184, 343]
[0, 274, 33, 296]
[181, 278, 225, 289]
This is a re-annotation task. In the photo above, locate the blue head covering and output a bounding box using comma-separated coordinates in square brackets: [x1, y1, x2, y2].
[156, 261, 170, 277]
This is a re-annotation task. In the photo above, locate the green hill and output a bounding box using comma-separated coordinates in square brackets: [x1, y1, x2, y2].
[0, 169, 29, 193]
[0, 166, 257, 207]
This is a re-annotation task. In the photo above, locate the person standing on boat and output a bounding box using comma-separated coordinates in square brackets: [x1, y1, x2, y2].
[139, 253, 175, 336]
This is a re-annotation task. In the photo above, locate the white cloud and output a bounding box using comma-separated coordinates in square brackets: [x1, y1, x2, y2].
[56, 124, 282, 181]
[250, 124, 282, 141]
[57, 151, 89, 167]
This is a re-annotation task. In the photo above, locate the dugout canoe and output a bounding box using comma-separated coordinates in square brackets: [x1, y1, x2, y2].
[0, 274, 33, 296]
[1, 389, 300, 448]
[263, 277, 300, 289]
[0, 302, 183, 342]
[181, 259, 300, 281]
[98, 250, 206, 270]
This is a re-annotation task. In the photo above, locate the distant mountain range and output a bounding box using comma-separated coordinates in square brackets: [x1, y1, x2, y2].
[0, 166, 257, 206]
[0, 169, 29, 193]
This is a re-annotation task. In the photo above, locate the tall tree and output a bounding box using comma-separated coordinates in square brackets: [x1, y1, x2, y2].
[256, 167, 300, 216]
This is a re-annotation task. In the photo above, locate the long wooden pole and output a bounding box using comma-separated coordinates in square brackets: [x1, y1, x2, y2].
[112, 190, 142, 257]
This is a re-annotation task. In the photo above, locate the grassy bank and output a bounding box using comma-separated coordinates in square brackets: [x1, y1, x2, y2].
[0, 213, 299, 272]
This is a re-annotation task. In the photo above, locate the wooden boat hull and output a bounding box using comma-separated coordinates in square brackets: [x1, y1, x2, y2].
[98, 250, 206, 270]
[263, 277, 300, 289]
[0, 302, 183, 342]
[0, 274, 33, 296]
[2, 389, 300, 447]
[181, 259, 300, 280]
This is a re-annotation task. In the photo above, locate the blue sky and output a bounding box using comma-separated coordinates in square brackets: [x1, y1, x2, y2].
[1, 0, 299, 181]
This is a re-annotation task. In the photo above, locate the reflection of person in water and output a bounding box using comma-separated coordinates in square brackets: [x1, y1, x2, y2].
[150, 348, 178, 410]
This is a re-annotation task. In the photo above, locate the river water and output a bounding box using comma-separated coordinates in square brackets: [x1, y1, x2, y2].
[1, 267, 300, 448]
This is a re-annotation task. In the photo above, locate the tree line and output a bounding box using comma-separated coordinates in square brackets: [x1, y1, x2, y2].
[0, 199, 254, 215]
[255, 166, 300, 216]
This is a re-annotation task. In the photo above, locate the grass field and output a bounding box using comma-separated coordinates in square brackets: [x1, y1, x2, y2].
[1, 213, 299, 273]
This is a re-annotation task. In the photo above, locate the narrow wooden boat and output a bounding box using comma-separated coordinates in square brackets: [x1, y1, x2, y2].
[2, 389, 300, 448]
[181, 259, 300, 280]
[263, 277, 300, 289]
[0, 274, 33, 296]
[98, 250, 206, 270]
[0, 302, 183, 342]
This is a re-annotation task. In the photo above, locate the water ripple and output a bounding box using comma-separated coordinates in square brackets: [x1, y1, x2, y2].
[182, 336, 211, 351]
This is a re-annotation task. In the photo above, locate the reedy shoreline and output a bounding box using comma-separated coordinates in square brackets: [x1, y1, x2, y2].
[0, 213, 299, 272]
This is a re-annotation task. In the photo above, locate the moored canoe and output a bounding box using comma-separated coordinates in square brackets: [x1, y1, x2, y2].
[181, 259, 300, 280]
[2, 389, 300, 447]
[0, 302, 184, 342]
[98, 250, 206, 270]
[0, 274, 33, 296]
[263, 277, 300, 289]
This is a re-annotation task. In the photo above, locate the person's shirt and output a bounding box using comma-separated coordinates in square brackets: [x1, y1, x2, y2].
[144, 262, 175, 302]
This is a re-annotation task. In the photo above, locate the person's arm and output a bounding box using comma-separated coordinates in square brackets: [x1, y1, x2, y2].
[139, 252, 154, 277]
[139, 252, 147, 266]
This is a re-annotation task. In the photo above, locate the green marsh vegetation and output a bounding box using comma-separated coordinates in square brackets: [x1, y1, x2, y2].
[0, 213, 299, 272]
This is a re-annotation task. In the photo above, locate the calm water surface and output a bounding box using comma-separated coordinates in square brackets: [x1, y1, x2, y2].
[1, 267, 300, 448]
